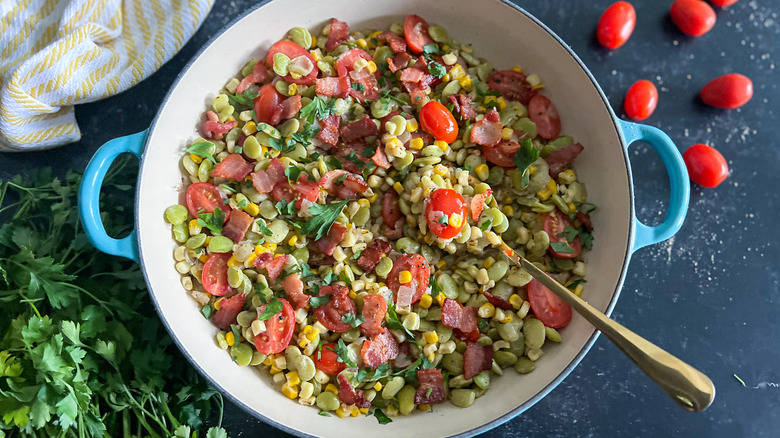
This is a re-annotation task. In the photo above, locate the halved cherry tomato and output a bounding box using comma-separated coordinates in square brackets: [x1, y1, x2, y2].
[336, 48, 375, 77]
[527, 279, 572, 328]
[624, 80, 659, 120]
[253, 298, 295, 355]
[425, 189, 467, 239]
[186, 182, 228, 218]
[700, 73, 753, 109]
[313, 342, 347, 375]
[683, 144, 729, 188]
[313, 284, 355, 333]
[387, 254, 430, 305]
[419, 101, 458, 143]
[483, 141, 523, 168]
[528, 95, 561, 139]
[201, 253, 231, 296]
[597, 1, 637, 49]
[267, 40, 318, 85]
[709, 0, 738, 6]
[670, 0, 716, 37]
[543, 210, 581, 259]
[403, 15, 435, 54]
[253, 84, 283, 125]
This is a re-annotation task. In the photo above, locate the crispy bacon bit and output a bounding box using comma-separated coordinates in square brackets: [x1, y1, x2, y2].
[210, 293, 246, 330]
[407, 82, 428, 105]
[317, 114, 340, 147]
[316, 76, 351, 98]
[280, 95, 301, 120]
[382, 190, 401, 230]
[414, 369, 446, 404]
[337, 373, 371, 408]
[340, 115, 379, 143]
[325, 18, 351, 51]
[577, 211, 593, 232]
[378, 31, 407, 53]
[221, 209, 253, 243]
[449, 94, 477, 121]
[254, 254, 289, 281]
[470, 189, 493, 222]
[371, 142, 391, 169]
[313, 222, 347, 256]
[282, 272, 308, 309]
[482, 291, 513, 310]
[387, 52, 412, 73]
[441, 298, 480, 342]
[250, 158, 286, 193]
[318, 170, 369, 200]
[360, 328, 399, 369]
[463, 342, 494, 380]
[400, 67, 426, 83]
[211, 153, 254, 181]
[202, 111, 237, 140]
[236, 61, 269, 94]
[356, 238, 392, 272]
[546, 143, 585, 178]
[470, 108, 503, 147]
[360, 294, 387, 337]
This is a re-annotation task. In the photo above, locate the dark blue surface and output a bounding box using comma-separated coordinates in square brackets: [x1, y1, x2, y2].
[2, 1, 778, 436]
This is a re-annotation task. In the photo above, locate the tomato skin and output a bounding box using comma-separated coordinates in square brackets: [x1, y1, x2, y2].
[624, 80, 659, 120]
[425, 189, 467, 239]
[253, 84, 283, 125]
[419, 101, 458, 144]
[700, 73, 753, 109]
[202, 254, 231, 296]
[527, 279, 572, 329]
[266, 40, 318, 85]
[543, 210, 582, 259]
[336, 48, 375, 77]
[313, 342, 347, 375]
[670, 0, 716, 37]
[313, 285, 355, 333]
[597, 1, 637, 49]
[387, 254, 431, 305]
[683, 144, 729, 188]
[186, 182, 229, 218]
[403, 15, 435, 54]
[709, 0, 738, 6]
[253, 298, 295, 355]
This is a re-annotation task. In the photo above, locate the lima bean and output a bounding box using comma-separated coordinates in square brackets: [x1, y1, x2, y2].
[523, 318, 546, 349]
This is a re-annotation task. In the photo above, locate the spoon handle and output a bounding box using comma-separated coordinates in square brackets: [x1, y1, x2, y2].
[497, 242, 716, 412]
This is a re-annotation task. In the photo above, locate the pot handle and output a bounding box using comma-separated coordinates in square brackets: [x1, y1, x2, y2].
[618, 120, 690, 253]
[78, 130, 147, 262]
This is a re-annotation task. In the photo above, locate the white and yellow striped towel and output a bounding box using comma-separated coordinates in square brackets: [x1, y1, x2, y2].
[0, 0, 214, 151]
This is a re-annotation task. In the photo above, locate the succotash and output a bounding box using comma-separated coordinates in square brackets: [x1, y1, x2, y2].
[165, 15, 595, 422]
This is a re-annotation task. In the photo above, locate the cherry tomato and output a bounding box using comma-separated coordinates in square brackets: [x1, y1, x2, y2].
[709, 0, 738, 6]
[527, 279, 573, 329]
[528, 95, 562, 139]
[186, 182, 228, 218]
[700, 73, 753, 109]
[253, 84, 283, 125]
[387, 254, 431, 305]
[543, 210, 582, 259]
[266, 40, 318, 85]
[670, 0, 716, 37]
[201, 253, 231, 296]
[683, 144, 729, 188]
[253, 298, 295, 355]
[336, 48, 375, 77]
[313, 342, 347, 375]
[403, 15, 435, 54]
[419, 101, 459, 144]
[483, 141, 523, 168]
[624, 80, 659, 120]
[425, 189, 467, 239]
[597, 1, 637, 49]
[313, 284, 355, 333]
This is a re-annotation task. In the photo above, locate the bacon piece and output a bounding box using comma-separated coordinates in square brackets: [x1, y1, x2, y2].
[348, 68, 379, 101]
[291, 176, 321, 209]
[407, 82, 428, 105]
[449, 94, 477, 121]
[546, 143, 585, 178]
[282, 272, 308, 309]
[356, 238, 391, 272]
[307, 250, 335, 266]
[337, 373, 371, 408]
[316, 76, 351, 98]
[371, 142, 390, 169]
[254, 253, 289, 281]
[360, 294, 387, 337]
[314, 284, 355, 332]
[333, 141, 367, 173]
[382, 190, 401, 230]
[387, 52, 412, 73]
[250, 158, 286, 193]
[313, 222, 347, 256]
[318, 170, 369, 200]
[414, 369, 446, 404]
[221, 209, 253, 243]
[325, 18, 351, 51]
[202, 111, 237, 140]
[470, 189, 493, 222]
[482, 291, 513, 310]
[280, 95, 301, 120]
[317, 114, 340, 147]
[463, 342, 494, 380]
[210, 293, 246, 330]
[400, 67, 426, 83]
[441, 298, 480, 342]
[378, 31, 407, 53]
[236, 61, 269, 94]
[577, 211, 593, 232]
[360, 328, 399, 369]
[211, 153, 254, 181]
[340, 115, 378, 143]
[470, 108, 503, 147]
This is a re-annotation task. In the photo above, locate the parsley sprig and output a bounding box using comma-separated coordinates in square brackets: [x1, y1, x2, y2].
[301, 200, 349, 240]
[197, 208, 225, 234]
[299, 96, 335, 124]
[184, 141, 217, 164]
[512, 138, 540, 189]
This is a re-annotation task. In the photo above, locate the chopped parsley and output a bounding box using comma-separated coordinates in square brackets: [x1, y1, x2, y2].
[185, 141, 217, 164]
[200, 304, 213, 319]
[352, 82, 365, 92]
[429, 275, 441, 299]
[422, 43, 444, 56]
[299, 96, 335, 124]
[379, 90, 408, 106]
[291, 123, 320, 146]
[438, 214, 449, 226]
[478, 319, 489, 331]
[559, 226, 594, 250]
[227, 89, 260, 110]
[219, 183, 237, 194]
[275, 199, 295, 216]
[512, 138, 539, 189]
[361, 144, 378, 158]
[318, 410, 331, 417]
[197, 208, 225, 234]
[373, 408, 392, 425]
[234, 145, 243, 154]
[480, 219, 492, 232]
[325, 156, 343, 170]
[258, 297, 284, 321]
[341, 312, 364, 328]
[386, 304, 420, 347]
[549, 242, 575, 254]
[300, 263, 314, 278]
[285, 165, 302, 182]
[301, 200, 349, 240]
[269, 136, 297, 154]
[326, 338, 356, 368]
[428, 61, 446, 78]
[577, 201, 598, 214]
[566, 278, 587, 290]
[309, 294, 332, 309]
[255, 219, 273, 236]
[322, 271, 339, 285]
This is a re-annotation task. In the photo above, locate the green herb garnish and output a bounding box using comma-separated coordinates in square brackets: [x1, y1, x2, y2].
[512, 138, 539, 189]
[341, 312, 364, 328]
[299, 96, 335, 124]
[428, 61, 446, 78]
[373, 408, 393, 425]
[309, 294, 332, 309]
[185, 141, 217, 164]
[227, 89, 260, 109]
[197, 208, 225, 234]
[326, 339, 356, 367]
[275, 200, 295, 216]
[549, 242, 575, 254]
[301, 200, 349, 240]
[258, 297, 284, 321]
[386, 304, 420, 347]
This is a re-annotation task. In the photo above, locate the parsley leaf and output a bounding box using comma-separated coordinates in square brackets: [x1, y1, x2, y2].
[480, 219, 492, 232]
[309, 294, 332, 309]
[322, 271, 339, 285]
[300, 263, 314, 278]
[285, 165, 302, 182]
[549, 242, 575, 254]
[227, 89, 260, 110]
[422, 43, 443, 56]
[428, 61, 446, 78]
[430, 275, 441, 299]
[373, 408, 393, 425]
[299, 96, 335, 124]
[318, 410, 332, 417]
[386, 304, 420, 347]
[291, 123, 320, 146]
[255, 219, 274, 236]
[327, 338, 356, 367]
[379, 91, 408, 106]
[566, 278, 587, 290]
[559, 226, 594, 250]
[438, 214, 449, 225]
[341, 312, 364, 328]
[301, 200, 349, 240]
[361, 144, 377, 158]
[512, 138, 539, 189]
[269, 136, 297, 154]
[352, 82, 365, 92]
[185, 141, 217, 164]
[258, 297, 284, 321]
[275, 200, 295, 216]
[200, 305, 213, 319]
[197, 208, 225, 234]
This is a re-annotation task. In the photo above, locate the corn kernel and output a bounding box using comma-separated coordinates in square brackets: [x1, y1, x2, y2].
[509, 294, 524, 310]
[434, 140, 449, 151]
[262, 354, 275, 366]
[426, 352, 436, 362]
[242, 121, 258, 135]
[298, 337, 310, 349]
[366, 61, 377, 74]
[348, 290, 357, 299]
[288, 83, 298, 95]
[449, 64, 466, 80]
[406, 118, 419, 133]
[335, 405, 348, 418]
[528, 165, 537, 175]
[286, 371, 301, 386]
[367, 192, 379, 203]
[483, 257, 495, 269]
[499, 205, 514, 218]
[189, 153, 203, 164]
[484, 95, 498, 107]
[310, 49, 322, 62]
[373, 382, 383, 391]
[224, 330, 235, 347]
[269, 365, 283, 375]
[325, 383, 339, 394]
[498, 310, 513, 324]
[288, 235, 298, 247]
[399, 270, 412, 284]
[393, 182, 404, 194]
[311, 36, 318, 47]
[199, 254, 209, 263]
[562, 169, 577, 181]
[264, 242, 277, 252]
[423, 233, 433, 245]
[357, 38, 368, 48]
[189, 219, 202, 235]
[359, 407, 369, 414]
[436, 293, 447, 307]
[255, 244, 267, 254]
[433, 164, 447, 176]
[532, 84, 545, 91]
[512, 65, 523, 73]
[244, 202, 260, 216]
[546, 180, 558, 193]
[419, 294, 433, 309]
[350, 406, 361, 417]
[214, 298, 222, 310]
[423, 331, 439, 344]
[409, 137, 424, 150]
[574, 284, 584, 297]
[536, 188, 552, 201]
[357, 198, 370, 209]
[501, 127, 514, 140]
[418, 404, 431, 412]
[281, 382, 298, 399]
[458, 75, 472, 90]
[478, 302, 496, 318]
[442, 44, 450, 51]
[244, 252, 258, 268]
[227, 255, 241, 268]
[475, 164, 490, 181]
[497, 97, 507, 110]
[568, 202, 577, 212]
[449, 213, 463, 228]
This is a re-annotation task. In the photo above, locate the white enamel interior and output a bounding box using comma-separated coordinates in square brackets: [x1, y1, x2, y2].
[137, 0, 633, 436]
